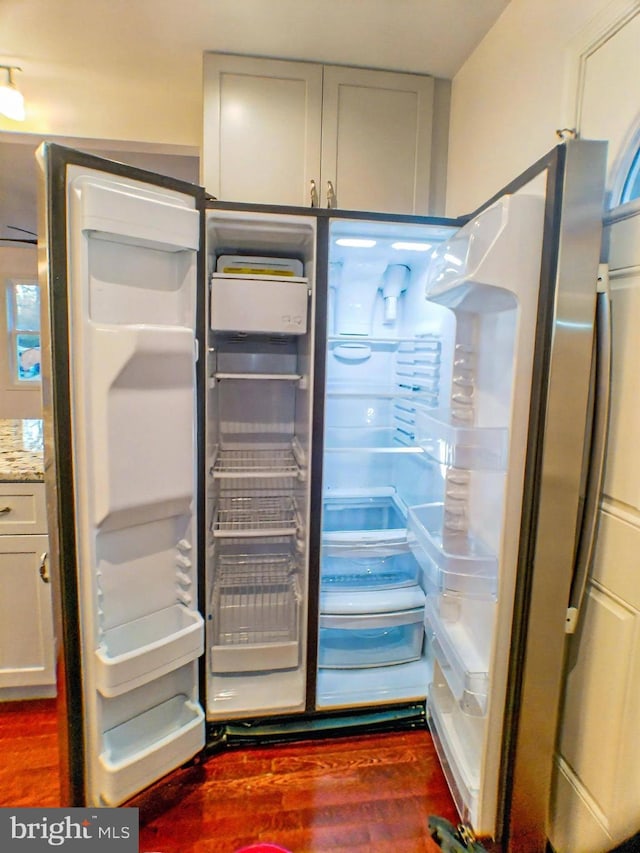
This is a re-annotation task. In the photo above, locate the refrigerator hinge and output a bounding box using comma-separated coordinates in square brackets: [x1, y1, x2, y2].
[597, 262, 609, 293]
[565, 605, 579, 634]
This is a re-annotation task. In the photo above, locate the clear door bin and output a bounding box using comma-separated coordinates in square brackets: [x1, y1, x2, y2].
[97, 694, 204, 806]
[94, 605, 204, 697]
[415, 407, 508, 471]
[424, 595, 492, 715]
[408, 503, 497, 597]
[318, 608, 425, 668]
[427, 676, 484, 827]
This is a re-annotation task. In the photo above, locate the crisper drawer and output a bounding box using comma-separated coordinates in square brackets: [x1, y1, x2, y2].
[318, 608, 424, 669]
[210, 275, 308, 334]
[322, 494, 407, 545]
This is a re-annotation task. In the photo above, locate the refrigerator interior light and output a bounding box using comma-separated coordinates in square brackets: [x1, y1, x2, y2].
[335, 238, 377, 248]
[391, 241, 432, 251]
[0, 65, 25, 121]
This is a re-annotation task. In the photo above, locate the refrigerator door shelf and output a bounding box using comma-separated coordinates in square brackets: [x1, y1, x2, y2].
[94, 605, 204, 698]
[320, 581, 425, 615]
[415, 407, 509, 471]
[427, 679, 484, 828]
[210, 274, 309, 335]
[318, 608, 425, 669]
[97, 694, 205, 806]
[408, 503, 497, 598]
[424, 594, 493, 716]
[320, 548, 420, 591]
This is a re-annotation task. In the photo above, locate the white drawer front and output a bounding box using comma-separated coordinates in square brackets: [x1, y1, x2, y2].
[0, 483, 47, 534]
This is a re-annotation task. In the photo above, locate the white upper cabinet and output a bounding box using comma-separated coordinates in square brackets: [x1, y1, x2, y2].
[203, 55, 323, 207]
[320, 65, 434, 215]
[203, 54, 441, 215]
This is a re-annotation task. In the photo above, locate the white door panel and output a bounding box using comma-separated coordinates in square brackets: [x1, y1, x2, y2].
[579, 11, 640, 183]
[320, 66, 434, 214]
[551, 8, 640, 850]
[603, 267, 640, 510]
[202, 55, 323, 206]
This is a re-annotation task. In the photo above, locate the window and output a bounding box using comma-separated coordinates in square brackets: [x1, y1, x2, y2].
[620, 146, 640, 205]
[6, 279, 41, 383]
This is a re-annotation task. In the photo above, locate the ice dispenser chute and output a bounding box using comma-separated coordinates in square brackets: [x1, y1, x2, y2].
[382, 264, 409, 324]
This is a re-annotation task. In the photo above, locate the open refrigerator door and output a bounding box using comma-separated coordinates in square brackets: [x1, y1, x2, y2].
[315, 196, 545, 835]
[316, 138, 606, 846]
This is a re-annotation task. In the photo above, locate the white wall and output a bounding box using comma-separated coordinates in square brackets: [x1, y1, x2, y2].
[446, 0, 616, 215]
[0, 247, 41, 419]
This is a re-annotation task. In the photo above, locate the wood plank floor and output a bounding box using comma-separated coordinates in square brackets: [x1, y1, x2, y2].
[0, 699, 464, 853]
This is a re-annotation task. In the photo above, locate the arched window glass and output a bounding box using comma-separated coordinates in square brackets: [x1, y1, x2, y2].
[620, 145, 640, 204]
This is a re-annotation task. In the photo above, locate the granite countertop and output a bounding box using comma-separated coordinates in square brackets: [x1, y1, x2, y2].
[0, 419, 45, 482]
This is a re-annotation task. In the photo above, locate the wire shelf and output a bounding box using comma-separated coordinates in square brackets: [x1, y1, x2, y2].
[212, 555, 300, 646]
[212, 496, 299, 537]
[213, 446, 300, 479]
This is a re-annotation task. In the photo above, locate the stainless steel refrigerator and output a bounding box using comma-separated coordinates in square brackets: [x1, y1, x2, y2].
[37, 138, 607, 851]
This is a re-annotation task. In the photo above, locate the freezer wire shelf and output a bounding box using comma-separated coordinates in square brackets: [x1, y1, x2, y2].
[212, 556, 300, 646]
[213, 496, 300, 537]
[213, 446, 300, 479]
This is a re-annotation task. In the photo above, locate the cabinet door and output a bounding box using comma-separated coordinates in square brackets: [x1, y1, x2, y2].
[320, 66, 434, 215]
[0, 534, 55, 690]
[203, 54, 323, 206]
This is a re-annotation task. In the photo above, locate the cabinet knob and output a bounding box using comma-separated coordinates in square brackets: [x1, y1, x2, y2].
[327, 181, 337, 209]
[39, 552, 50, 584]
[310, 179, 319, 208]
[0, 506, 11, 515]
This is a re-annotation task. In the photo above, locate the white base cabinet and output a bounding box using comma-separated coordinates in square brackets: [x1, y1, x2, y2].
[203, 54, 447, 215]
[0, 484, 56, 699]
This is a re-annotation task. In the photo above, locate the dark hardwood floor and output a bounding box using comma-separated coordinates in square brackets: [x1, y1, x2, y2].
[0, 699, 462, 852]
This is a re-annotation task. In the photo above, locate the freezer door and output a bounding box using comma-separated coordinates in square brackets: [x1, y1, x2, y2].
[37, 143, 206, 806]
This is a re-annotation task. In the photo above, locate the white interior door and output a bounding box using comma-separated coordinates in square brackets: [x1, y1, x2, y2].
[550, 8, 640, 852]
[42, 147, 205, 806]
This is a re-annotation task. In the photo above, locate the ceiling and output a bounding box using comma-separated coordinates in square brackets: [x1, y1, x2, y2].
[0, 0, 510, 242]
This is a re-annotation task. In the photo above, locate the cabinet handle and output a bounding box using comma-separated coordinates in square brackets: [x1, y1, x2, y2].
[39, 552, 50, 584]
[310, 179, 319, 208]
[327, 180, 337, 209]
[0, 506, 11, 515]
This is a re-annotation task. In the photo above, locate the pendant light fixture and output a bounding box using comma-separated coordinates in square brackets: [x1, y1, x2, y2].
[0, 65, 25, 121]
